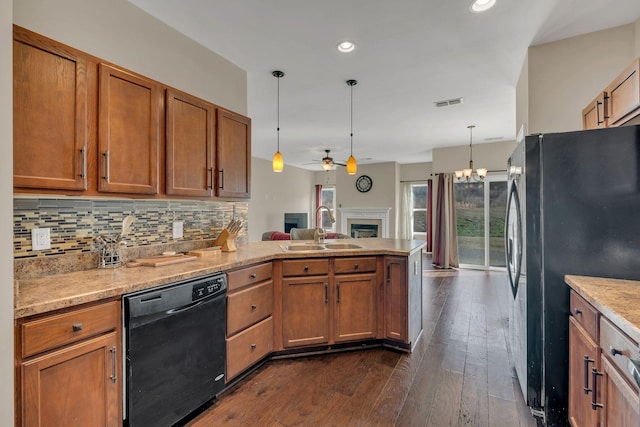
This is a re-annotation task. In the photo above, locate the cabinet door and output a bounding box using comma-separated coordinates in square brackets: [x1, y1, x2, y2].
[166, 89, 215, 197]
[22, 332, 120, 426]
[216, 109, 251, 198]
[568, 316, 600, 427]
[385, 256, 408, 343]
[335, 273, 377, 342]
[13, 28, 88, 191]
[98, 63, 160, 194]
[582, 92, 608, 130]
[282, 276, 329, 348]
[601, 356, 639, 427]
[606, 58, 640, 126]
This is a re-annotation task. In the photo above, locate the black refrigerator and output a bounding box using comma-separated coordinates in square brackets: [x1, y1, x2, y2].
[505, 125, 640, 426]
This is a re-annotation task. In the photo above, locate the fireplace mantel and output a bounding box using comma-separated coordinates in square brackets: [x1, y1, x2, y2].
[339, 207, 391, 238]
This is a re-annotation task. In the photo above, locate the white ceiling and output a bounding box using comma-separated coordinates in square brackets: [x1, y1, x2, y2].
[130, 0, 640, 171]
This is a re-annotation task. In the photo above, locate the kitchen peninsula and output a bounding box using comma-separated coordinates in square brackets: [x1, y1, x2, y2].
[14, 238, 424, 426]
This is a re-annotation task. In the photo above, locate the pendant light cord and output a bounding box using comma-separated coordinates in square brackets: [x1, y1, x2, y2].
[277, 74, 280, 152]
[350, 83, 353, 156]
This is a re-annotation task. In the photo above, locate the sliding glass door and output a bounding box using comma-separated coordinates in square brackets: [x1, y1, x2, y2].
[454, 175, 507, 269]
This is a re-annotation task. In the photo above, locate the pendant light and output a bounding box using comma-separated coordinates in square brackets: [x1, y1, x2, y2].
[455, 125, 487, 181]
[346, 79, 358, 175]
[272, 70, 285, 172]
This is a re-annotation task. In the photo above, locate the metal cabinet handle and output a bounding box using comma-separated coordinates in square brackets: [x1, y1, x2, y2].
[337, 284, 340, 303]
[250, 273, 257, 279]
[591, 368, 603, 410]
[603, 94, 610, 119]
[610, 347, 624, 357]
[583, 355, 594, 394]
[574, 308, 582, 315]
[110, 346, 117, 383]
[251, 343, 257, 350]
[386, 264, 391, 284]
[102, 151, 110, 182]
[324, 284, 328, 304]
[251, 304, 257, 311]
[207, 168, 213, 190]
[219, 169, 224, 189]
[79, 147, 87, 179]
[354, 263, 359, 269]
[596, 100, 603, 125]
[72, 323, 83, 332]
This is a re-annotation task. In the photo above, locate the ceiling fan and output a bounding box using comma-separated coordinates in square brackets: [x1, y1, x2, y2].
[319, 149, 346, 171]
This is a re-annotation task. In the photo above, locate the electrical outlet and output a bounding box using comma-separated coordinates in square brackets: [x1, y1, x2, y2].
[32, 228, 51, 250]
[173, 221, 184, 239]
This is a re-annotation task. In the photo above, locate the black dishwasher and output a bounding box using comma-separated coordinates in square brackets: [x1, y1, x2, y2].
[123, 273, 227, 427]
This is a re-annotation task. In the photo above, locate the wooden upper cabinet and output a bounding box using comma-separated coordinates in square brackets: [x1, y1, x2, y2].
[166, 89, 215, 197]
[582, 91, 608, 130]
[13, 26, 88, 191]
[605, 58, 640, 126]
[98, 63, 160, 195]
[216, 109, 251, 199]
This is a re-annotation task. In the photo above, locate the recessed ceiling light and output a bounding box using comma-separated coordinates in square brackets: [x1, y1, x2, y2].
[337, 41, 356, 53]
[470, 0, 496, 13]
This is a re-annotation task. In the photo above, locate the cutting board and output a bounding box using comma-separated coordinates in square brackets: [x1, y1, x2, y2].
[126, 254, 198, 267]
[187, 247, 222, 258]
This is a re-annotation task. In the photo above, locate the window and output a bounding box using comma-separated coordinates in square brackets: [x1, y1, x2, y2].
[454, 175, 507, 269]
[411, 183, 427, 239]
[320, 186, 336, 232]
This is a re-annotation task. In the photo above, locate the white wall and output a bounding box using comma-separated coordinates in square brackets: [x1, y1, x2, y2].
[1, 0, 13, 424]
[431, 140, 516, 174]
[635, 17, 640, 57]
[13, 0, 247, 114]
[400, 162, 432, 182]
[248, 158, 315, 241]
[525, 24, 636, 134]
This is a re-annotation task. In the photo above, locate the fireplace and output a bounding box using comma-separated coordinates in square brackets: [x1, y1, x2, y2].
[339, 208, 391, 238]
[284, 213, 308, 233]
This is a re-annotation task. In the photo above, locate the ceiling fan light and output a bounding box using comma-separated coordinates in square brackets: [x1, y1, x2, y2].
[346, 155, 357, 175]
[322, 161, 333, 172]
[272, 151, 283, 172]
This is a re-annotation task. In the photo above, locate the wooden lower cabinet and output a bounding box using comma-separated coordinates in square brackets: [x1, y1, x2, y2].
[568, 316, 600, 427]
[18, 300, 121, 427]
[600, 356, 640, 427]
[226, 317, 273, 381]
[384, 256, 408, 343]
[282, 275, 330, 348]
[22, 333, 120, 426]
[334, 273, 377, 343]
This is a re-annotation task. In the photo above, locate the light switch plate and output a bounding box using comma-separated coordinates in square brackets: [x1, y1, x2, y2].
[173, 221, 184, 239]
[32, 228, 51, 250]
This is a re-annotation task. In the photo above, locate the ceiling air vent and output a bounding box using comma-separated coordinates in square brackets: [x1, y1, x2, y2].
[434, 97, 463, 108]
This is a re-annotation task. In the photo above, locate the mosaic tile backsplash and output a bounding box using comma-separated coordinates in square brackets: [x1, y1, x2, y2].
[14, 197, 248, 259]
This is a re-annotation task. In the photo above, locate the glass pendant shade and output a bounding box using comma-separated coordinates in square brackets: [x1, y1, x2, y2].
[346, 155, 357, 175]
[272, 151, 283, 172]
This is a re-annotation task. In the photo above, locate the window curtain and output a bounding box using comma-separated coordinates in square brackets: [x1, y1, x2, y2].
[433, 173, 459, 268]
[426, 178, 433, 252]
[315, 184, 322, 227]
[399, 182, 412, 240]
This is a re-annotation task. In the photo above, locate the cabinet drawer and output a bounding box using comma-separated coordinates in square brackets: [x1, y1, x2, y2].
[226, 316, 273, 381]
[227, 281, 273, 336]
[570, 291, 599, 340]
[334, 257, 377, 274]
[22, 301, 119, 358]
[600, 316, 640, 391]
[282, 259, 329, 277]
[227, 262, 272, 292]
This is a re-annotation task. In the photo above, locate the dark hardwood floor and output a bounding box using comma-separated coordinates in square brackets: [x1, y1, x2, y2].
[189, 258, 539, 426]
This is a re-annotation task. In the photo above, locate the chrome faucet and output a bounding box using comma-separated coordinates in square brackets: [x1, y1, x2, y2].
[314, 205, 335, 243]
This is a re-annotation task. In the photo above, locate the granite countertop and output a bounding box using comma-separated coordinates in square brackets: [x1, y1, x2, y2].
[15, 238, 425, 319]
[565, 275, 640, 345]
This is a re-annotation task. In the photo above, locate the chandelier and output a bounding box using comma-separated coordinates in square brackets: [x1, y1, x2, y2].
[455, 125, 487, 181]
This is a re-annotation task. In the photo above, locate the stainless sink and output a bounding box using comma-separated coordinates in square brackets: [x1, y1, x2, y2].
[282, 244, 326, 251]
[323, 243, 363, 250]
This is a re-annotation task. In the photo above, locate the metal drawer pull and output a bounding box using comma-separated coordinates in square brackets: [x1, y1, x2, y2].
[591, 368, 603, 410]
[251, 304, 257, 311]
[110, 346, 117, 383]
[583, 355, 594, 394]
[251, 343, 256, 350]
[72, 323, 83, 332]
[304, 266, 309, 272]
[250, 273, 257, 279]
[354, 263, 359, 269]
[610, 347, 624, 357]
[574, 308, 582, 315]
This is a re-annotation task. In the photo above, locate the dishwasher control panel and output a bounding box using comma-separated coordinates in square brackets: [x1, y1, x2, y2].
[191, 274, 227, 301]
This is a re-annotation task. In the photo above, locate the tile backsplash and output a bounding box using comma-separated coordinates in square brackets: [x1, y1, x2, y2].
[14, 197, 248, 259]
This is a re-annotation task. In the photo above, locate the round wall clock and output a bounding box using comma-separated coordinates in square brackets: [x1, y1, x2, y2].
[355, 175, 373, 193]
